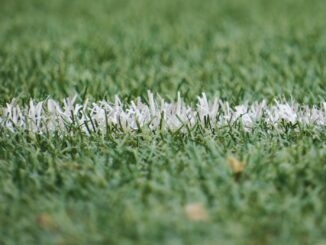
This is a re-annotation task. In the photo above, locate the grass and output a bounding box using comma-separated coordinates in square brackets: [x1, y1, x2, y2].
[0, 0, 325, 244]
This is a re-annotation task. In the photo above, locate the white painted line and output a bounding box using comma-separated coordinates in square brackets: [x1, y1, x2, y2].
[1, 91, 325, 133]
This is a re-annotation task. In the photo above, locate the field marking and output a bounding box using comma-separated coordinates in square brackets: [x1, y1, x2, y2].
[1, 91, 325, 133]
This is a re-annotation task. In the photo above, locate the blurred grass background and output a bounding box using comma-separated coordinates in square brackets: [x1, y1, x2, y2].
[0, 0, 325, 104]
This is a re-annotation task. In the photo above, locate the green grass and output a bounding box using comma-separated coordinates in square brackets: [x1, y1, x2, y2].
[0, 0, 326, 244]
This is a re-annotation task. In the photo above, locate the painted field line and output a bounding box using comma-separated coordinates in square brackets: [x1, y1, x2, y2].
[1, 91, 325, 134]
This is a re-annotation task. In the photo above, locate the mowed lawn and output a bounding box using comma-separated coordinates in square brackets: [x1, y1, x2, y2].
[0, 0, 326, 244]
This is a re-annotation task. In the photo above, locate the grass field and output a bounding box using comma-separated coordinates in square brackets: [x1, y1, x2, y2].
[0, 0, 326, 244]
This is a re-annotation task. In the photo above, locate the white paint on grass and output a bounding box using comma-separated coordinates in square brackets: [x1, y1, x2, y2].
[1, 91, 325, 134]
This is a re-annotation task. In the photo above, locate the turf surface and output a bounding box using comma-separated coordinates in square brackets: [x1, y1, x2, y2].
[0, 0, 326, 244]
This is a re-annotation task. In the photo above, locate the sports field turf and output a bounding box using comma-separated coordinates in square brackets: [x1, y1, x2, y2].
[0, 0, 326, 244]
